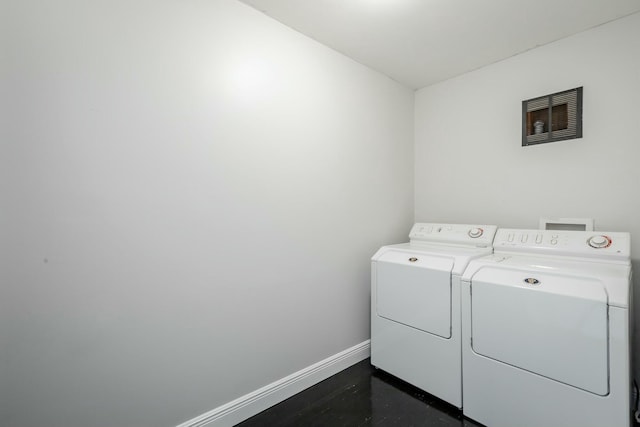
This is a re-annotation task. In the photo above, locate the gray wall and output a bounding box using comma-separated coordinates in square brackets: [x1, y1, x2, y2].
[1, 1, 414, 426]
[415, 12, 640, 377]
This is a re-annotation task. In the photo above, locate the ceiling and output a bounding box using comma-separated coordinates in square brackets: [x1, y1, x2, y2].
[239, 0, 640, 89]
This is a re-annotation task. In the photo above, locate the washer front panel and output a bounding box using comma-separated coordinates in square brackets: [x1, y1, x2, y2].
[471, 269, 609, 395]
[376, 251, 454, 338]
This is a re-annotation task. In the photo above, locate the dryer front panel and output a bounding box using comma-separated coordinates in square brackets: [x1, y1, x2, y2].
[376, 251, 454, 338]
[470, 267, 609, 395]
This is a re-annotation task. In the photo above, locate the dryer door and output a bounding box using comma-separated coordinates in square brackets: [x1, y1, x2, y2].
[470, 267, 609, 395]
[376, 251, 454, 338]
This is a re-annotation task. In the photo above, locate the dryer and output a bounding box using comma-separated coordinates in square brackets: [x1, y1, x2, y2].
[371, 223, 497, 408]
[461, 228, 632, 427]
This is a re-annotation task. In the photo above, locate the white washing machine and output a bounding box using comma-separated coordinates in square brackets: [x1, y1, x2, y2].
[371, 223, 497, 408]
[461, 228, 632, 427]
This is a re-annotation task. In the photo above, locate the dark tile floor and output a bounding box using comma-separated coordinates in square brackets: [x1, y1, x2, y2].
[236, 359, 484, 427]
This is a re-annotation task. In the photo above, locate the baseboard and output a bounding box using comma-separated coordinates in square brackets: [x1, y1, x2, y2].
[176, 340, 371, 427]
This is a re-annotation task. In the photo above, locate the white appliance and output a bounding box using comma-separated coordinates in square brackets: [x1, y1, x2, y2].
[371, 222, 497, 408]
[461, 228, 632, 427]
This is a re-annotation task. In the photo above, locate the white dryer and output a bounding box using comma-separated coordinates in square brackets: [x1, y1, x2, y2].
[371, 223, 497, 408]
[461, 228, 632, 427]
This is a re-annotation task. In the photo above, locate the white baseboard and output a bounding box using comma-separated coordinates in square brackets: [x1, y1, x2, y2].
[176, 340, 371, 427]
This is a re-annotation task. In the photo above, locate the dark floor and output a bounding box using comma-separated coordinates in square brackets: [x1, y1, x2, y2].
[236, 359, 484, 427]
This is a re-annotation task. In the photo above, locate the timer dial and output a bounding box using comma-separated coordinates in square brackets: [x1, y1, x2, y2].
[588, 235, 611, 248]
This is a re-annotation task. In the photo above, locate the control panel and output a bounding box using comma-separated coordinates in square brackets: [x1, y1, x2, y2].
[494, 228, 630, 261]
[409, 223, 498, 247]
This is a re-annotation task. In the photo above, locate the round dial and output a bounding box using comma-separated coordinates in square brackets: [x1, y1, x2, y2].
[468, 228, 483, 238]
[588, 235, 611, 249]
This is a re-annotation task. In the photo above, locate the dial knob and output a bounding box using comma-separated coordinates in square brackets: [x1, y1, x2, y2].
[468, 228, 483, 238]
[588, 235, 611, 248]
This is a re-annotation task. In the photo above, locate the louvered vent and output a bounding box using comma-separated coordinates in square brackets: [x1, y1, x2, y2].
[522, 87, 582, 146]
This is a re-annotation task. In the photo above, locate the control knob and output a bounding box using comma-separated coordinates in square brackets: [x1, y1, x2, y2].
[468, 228, 483, 238]
[587, 235, 611, 249]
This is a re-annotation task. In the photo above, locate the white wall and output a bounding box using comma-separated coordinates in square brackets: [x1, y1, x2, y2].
[415, 12, 640, 375]
[1, 1, 414, 426]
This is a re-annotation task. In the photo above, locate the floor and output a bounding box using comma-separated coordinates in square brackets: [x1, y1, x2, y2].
[236, 359, 484, 427]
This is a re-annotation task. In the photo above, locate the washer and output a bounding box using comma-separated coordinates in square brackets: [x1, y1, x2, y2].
[371, 222, 497, 408]
[461, 228, 632, 427]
